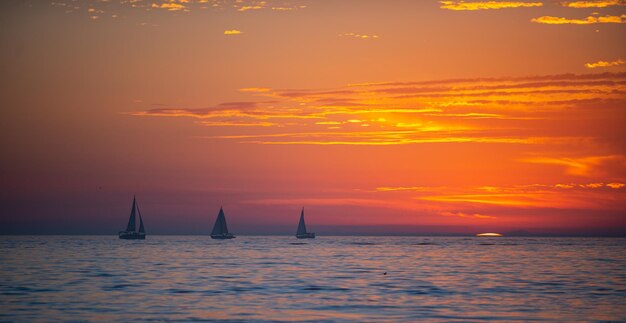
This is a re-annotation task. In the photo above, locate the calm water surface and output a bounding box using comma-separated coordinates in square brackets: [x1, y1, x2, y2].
[1, 236, 625, 321]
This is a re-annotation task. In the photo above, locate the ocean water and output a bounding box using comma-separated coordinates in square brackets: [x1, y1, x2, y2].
[1, 236, 625, 322]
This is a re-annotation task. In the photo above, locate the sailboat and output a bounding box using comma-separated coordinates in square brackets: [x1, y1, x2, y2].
[118, 196, 146, 240]
[211, 207, 235, 239]
[296, 207, 315, 239]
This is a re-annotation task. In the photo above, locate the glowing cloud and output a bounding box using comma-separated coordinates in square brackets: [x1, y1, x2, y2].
[440, 211, 496, 219]
[51, 0, 306, 17]
[440, 1, 543, 10]
[414, 183, 626, 210]
[236, 1, 268, 12]
[239, 87, 271, 92]
[224, 29, 243, 35]
[532, 14, 626, 24]
[151, 3, 186, 11]
[560, 0, 626, 8]
[271, 5, 306, 11]
[522, 155, 626, 177]
[339, 33, 380, 39]
[585, 59, 625, 68]
[237, 6, 264, 11]
[375, 186, 442, 192]
[134, 72, 626, 146]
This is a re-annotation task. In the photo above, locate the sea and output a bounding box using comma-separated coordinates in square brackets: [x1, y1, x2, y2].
[1, 236, 625, 322]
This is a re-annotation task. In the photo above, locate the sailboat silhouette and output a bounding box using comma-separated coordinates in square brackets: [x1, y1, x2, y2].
[118, 196, 146, 240]
[211, 207, 235, 239]
[296, 207, 315, 239]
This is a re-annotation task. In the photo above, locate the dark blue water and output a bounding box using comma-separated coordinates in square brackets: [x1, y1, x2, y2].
[1, 236, 625, 321]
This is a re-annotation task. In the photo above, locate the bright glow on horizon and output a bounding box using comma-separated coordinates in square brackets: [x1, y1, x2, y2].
[476, 233, 504, 237]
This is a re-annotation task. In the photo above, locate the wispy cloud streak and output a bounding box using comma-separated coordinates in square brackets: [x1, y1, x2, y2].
[560, 0, 625, 8]
[532, 14, 626, 24]
[133, 73, 626, 146]
[585, 59, 625, 69]
[440, 1, 543, 10]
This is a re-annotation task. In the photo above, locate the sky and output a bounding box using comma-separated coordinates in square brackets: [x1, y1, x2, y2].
[1, 0, 625, 235]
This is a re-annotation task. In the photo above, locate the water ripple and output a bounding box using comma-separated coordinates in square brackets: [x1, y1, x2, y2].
[0, 236, 625, 321]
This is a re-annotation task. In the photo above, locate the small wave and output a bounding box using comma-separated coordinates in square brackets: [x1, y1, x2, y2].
[230, 286, 266, 292]
[167, 289, 195, 294]
[1, 286, 58, 294]
[592, 258, 617, 263]
[102, 283, 140, 290]
[302, 285, 350, 292]
[315, 304, 400, 311]
[1, 291, 28, 296]
[89, 272, 115, 278]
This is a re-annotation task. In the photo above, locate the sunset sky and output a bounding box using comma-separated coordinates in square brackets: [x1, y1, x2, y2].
[1, 0, 625, 235]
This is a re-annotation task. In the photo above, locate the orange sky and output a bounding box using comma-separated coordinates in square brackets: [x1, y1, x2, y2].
[1, 0, 625, 235]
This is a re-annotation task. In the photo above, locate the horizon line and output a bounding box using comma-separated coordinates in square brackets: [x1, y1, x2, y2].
[2, 233, 625, 237]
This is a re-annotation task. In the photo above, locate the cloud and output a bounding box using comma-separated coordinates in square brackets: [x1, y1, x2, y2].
[243, 198, 400, 208]
[224, 29, 243, 35]
[440, 1, 543, 10]
[353, 72, 626, 87]
[585, 59, 625, 68]
[532, 14, 626, 24]
[133, 72, 626, 146]
[440, 211, 496, 219]
[51, 0, 305, 18]
[199, 121, 276, 127]
[271, 5, 306, 11]
[421, 193, 545, 207]
[235, 1, 268, 11]
[375, 186, 446, 192]
[560, 0, 626, 8]
[207, 130, 538, 145]
[580, 183, 604, 188]
[151, 3, 186, 11]
[416, 183, 626, 209]
[237, 5, 264, 11]
[235, 2, 306, 12]
[239, 87, 271, 92]
[377, 183, 625, 215]
[522, 155, 626, 177]
[339, 32, 380, 39]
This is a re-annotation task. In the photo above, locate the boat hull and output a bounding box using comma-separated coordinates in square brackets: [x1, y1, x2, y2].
[118, 231, 146, 240]
[211, 233, 236, 239]
[296, 233, 316, 239]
